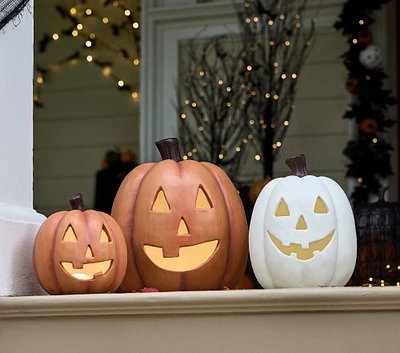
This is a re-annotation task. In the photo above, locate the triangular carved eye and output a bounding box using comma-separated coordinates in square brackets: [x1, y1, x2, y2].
[275, 199, 290, 217]
[151, 189, 170, 212]
[196, 186, 213, 209]
[314, 197, 329, 214]
[63, 226, 78, 242]
[100, 229, 111, 243]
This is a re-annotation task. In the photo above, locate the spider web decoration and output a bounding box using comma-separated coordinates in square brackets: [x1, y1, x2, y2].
[0, 0, 29, 31]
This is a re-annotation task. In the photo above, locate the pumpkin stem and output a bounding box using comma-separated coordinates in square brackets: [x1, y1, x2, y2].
[285, 154, 309, 177]
[155, 138, 182, 162]
[69, 193, 85, 211]
[379, 186, 389, 202]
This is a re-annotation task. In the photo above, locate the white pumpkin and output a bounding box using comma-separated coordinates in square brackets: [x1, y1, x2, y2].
[249, 155, 357, 288]
[359, 44, 383, 70]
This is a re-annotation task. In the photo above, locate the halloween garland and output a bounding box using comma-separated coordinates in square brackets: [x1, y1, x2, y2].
[0, 0, 30, 31]
[334, 0, 396, 207]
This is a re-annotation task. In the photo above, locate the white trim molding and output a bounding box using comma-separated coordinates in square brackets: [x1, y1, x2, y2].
[140, 0, 345, 162]
[1, 286, 400, 318]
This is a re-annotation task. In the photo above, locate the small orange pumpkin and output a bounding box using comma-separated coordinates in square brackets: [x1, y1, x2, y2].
[111, 137, 249, 292]
[32, 193, 127, 294]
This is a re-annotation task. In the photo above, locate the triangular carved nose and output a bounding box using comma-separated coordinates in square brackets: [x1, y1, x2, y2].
[177, 218, 189, 235]
[296, 215, 307, 230]
[85, 246, 94, 258]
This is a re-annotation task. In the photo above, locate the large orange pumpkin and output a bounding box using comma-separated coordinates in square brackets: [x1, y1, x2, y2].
[111, 137, 248, 292]
[33, 193, 127, 294]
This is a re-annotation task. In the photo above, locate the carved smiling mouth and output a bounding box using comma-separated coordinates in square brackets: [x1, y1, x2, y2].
[267, 231, 335, 260]
[143, 240, 219, 272]
[60, 260, 112, 280]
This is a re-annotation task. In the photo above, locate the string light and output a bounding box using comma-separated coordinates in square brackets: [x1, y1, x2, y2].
[352, 38, 358, 44]
[366, 75, 371, 80]
[284, 120, 289, 126]
[273, 94, 279, 100]
[359, 20, 364, 25]
[245, 2, 250, 7]
[218, 80, 224, 85]
[255, 155, 261, 161]
[358, 177, 363, 183]
[296, 23, 301, 28]
[249, 119, 255, 125]
[203, 117, 208, 122]
[192, 148, 197, 153]
[272, 144, 277, 149]
[103, 66, 111, 76]
[183, 155, 188, 160]
[276, 141, 282, 147]
[226, 87, 232, 92]
[281, 74, 287, 79]
[265, 93, 271, 98]
[226, 102, 232, 107]
[185, 99, 190, 105]
[253, 17, 259, 22]
[192, 102, 197, 107]
[219, 154, 224, 160]
[236, 147, 241, 152]
[242, 138, 248, 143]
[269, 40, 275, 46]
[268, 20, 273, 25]
[295, 14, 300, 19]
[274, 62, 279, 67]
[181, 114, 186, 119]
[292, 73, 297, 79]
[37, 77, 44, 84]
[133, 59, 140, 65]
[247, 65, 252, 71]
[34, 1, 141, 108]
[262, 124, 267, 129]
[280, 14, 285, 20]
[199, 126, 204, 131]
[246, 18, 251, 24]
[188, 152, 193, 157]
[271, 124, 275, 128]
[248, 134, 253, 139]
[200, 71, 205, 76]
[285, 41, 291, 46]
[372, 138, 378, 143]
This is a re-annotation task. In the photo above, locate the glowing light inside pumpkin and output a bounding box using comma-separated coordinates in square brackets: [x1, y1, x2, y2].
[143, 240, 219, 272]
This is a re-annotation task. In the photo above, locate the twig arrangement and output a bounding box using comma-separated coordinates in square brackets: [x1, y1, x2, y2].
[178, 0, 316, 181]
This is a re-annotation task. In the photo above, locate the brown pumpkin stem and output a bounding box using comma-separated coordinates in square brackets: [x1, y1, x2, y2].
[155, 138, 182, 162]
[69, 193, 85, 211]
[379, 186, 389, 202]
[285, 154, 309, 177]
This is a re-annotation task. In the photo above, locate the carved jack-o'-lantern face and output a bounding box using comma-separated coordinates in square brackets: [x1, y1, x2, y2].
[249, 155, 357, 289]
[111, 138, 249, 292]
[33, 194, 127, 294]
[142, 186, 219, 272]
[265, 179, 337, 262]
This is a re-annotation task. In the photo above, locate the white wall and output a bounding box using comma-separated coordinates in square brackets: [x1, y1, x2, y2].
[33, 0, 140, 216]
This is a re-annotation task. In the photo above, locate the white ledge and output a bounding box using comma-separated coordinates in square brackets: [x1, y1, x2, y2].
[1, 287, 400, 318]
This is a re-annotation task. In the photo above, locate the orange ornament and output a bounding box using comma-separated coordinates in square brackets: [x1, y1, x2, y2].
[33, 193, 127, 294]
[111, 137, 249, 292]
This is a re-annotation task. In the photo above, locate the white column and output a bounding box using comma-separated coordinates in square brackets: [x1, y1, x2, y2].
[0, 1, 47, 296]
